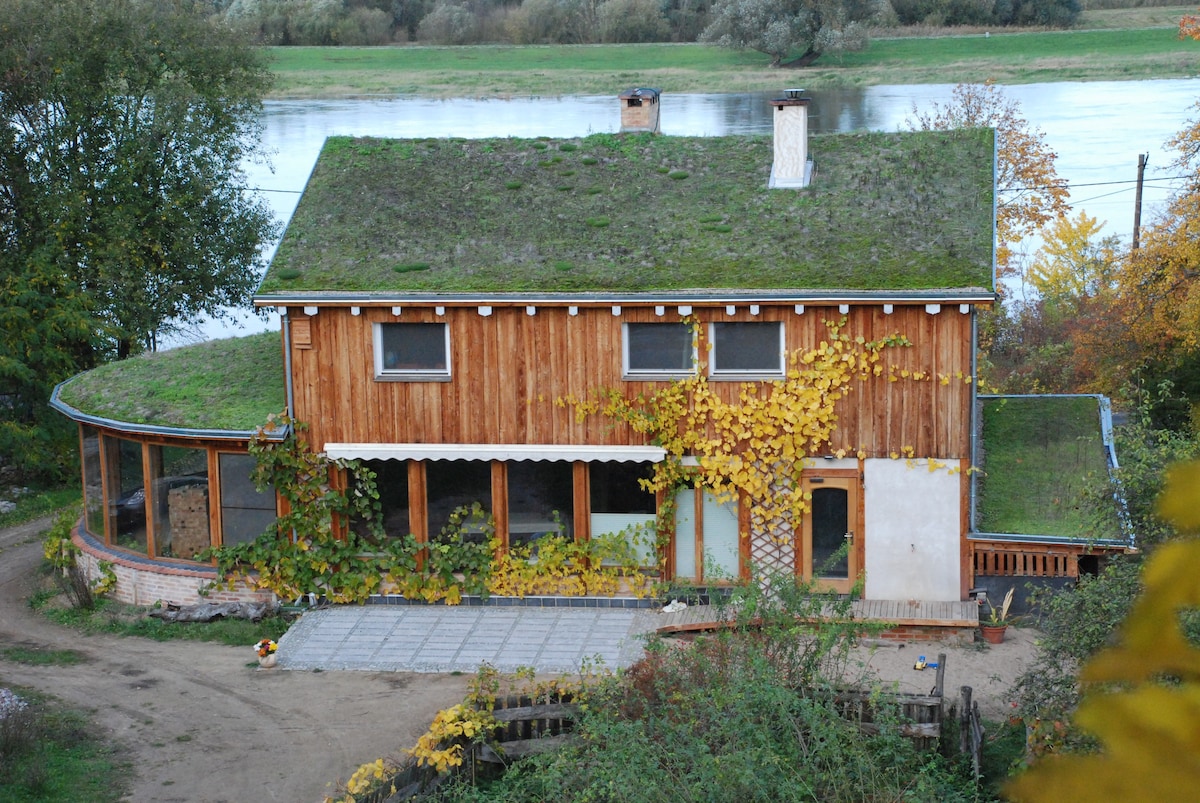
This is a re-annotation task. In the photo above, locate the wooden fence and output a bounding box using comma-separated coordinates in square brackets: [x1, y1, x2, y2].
[361, 659, 965, 802]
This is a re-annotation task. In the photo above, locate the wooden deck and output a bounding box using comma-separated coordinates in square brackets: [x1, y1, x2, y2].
[656, 599, 980, 634]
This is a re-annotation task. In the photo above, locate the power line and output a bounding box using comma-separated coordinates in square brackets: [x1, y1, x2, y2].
[1000, 173, 1191, 194]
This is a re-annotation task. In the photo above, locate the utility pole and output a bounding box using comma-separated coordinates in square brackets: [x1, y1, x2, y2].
[1133, 153, 1148, 250]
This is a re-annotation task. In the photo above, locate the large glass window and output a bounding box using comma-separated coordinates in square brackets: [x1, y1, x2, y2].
[82, 426, 105, 538]
[624, 323, 694, 377]
[426, 460, 492, 543]
[590, 462, 656, 565]
[219, 453, 276, 547]
[353, 459, 410, 545]
[150, 445, 210, 561]
[709, 322, 784, 377]
[673, 488, 740, 582]
[508, 461, 574, 551]
[105, 436, 147, 554]
[374, 322, 450, 379]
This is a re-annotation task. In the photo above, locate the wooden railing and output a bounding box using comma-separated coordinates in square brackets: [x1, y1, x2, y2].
[971, 540, 1083, 578]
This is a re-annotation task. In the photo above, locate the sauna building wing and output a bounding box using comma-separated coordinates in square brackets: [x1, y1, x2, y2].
[57, 90, 1085, 609]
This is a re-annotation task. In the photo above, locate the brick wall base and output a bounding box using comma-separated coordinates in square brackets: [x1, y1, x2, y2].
[73, 523, 274, 607]
[878, 624, 976, 645]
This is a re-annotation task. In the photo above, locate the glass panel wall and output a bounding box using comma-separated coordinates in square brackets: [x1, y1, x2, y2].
[673, 489, 697, 579]
[219, 453, 276, 547]
[701, 493, 740, 580]
[507, 461, 574, 551]
[81, 426, 105, 538]
[426, 460, 492, 544]
[590, 462, 656, 565]
[104, 436, 147, 554]
[150, 445, 210, 560]
[353, 459, 410, 546]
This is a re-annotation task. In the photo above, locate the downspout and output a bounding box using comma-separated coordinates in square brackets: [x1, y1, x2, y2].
[971, 130, 1000, 534]
[969, 307, 980, 533]
[279, 307, 298, 551]
[280, 307, 295, 418]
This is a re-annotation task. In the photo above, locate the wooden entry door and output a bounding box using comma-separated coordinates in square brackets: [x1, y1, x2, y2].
[799, 475, 861, 594]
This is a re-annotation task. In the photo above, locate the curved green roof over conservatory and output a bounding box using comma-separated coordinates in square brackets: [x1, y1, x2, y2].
[52, 331, 285, 436]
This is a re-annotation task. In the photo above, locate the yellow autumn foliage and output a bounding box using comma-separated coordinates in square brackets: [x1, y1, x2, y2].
[575, 319, 912, 542]
[1006, 461, 1200, 802]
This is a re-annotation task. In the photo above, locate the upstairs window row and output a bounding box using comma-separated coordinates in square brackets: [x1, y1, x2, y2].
[373, 321, 784, 381]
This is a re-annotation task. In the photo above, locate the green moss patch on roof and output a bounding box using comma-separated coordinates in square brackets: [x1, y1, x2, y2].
[259, 129, 995, 296]
[57, 332, 285, 433]
[978, 396, 1115, 540]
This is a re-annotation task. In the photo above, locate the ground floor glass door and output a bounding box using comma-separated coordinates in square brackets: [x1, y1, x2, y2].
[800, 475, 860, 594]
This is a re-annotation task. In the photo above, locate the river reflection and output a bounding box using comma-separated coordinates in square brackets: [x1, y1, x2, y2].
[183, 79, 1199, 344]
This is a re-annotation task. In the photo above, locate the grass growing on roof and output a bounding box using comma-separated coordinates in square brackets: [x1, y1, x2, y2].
[261, 128, 994, 295]
[55, 332, 285, 432]
[977, 396, 1114, 539]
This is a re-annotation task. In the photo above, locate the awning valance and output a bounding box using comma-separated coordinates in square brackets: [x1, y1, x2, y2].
[323, 443, 667, 463]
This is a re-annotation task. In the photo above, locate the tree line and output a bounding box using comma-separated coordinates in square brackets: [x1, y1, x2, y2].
[216, 0, 1081, 55]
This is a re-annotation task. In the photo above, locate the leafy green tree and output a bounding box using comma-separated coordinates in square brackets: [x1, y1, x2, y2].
[0, 0, 276, 477]
[699, 0, 872, 68]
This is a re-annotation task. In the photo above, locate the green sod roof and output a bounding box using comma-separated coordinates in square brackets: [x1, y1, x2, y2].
[977, 395, 1119, 540]
[55, 332, 285, 433]
[258, 129, 995, 297]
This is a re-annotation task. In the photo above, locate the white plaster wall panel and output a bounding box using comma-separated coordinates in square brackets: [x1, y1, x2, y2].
[863, 459, 961, 601]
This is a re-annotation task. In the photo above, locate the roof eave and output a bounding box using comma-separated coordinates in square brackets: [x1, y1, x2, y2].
[254, 288, 998, 308]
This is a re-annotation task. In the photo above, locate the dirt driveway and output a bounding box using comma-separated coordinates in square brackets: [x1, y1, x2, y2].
[0, 518, 469, 803]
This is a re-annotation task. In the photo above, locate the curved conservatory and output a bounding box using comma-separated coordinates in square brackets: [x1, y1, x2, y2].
[51, 332, 285, 605]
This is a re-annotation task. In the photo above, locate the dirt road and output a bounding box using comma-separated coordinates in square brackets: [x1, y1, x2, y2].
[0, 518, 469, 803]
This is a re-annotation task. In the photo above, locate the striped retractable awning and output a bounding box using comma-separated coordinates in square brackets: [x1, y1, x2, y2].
[323, 443, 666, 463]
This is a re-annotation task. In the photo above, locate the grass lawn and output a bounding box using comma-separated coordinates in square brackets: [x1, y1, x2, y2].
[977, 395, 1114, 539]
[265, 15, 1200, 98]
[0, 687, 129, 802]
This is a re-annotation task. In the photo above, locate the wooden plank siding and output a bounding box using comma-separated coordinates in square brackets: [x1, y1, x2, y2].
[286, 302, 974, 459]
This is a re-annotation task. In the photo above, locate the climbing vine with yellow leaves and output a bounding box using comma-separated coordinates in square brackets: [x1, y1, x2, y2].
[562, 318, 919, 546]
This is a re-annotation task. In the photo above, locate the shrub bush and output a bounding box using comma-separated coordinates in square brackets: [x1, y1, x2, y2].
[418, 1, 480, 43]
[597, 0, 670, 42]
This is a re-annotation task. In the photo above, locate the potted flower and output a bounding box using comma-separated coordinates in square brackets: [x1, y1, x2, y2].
[978, 587, 1014, 644]
[254, 638, 279, 668]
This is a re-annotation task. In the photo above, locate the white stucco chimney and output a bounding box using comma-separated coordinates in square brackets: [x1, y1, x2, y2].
[619, 87, 661, 134]
[769, 89, 812, 188]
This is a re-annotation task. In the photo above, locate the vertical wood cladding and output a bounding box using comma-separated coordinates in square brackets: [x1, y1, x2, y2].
[288, 304, 974, 458]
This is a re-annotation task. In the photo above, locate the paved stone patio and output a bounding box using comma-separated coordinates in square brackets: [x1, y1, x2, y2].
[278, 605, 660, 673]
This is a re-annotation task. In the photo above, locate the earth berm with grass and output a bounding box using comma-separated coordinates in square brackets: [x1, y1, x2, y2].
[1, 517, 1038, 800]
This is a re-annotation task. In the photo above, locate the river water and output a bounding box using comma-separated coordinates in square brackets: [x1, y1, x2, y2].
[180, 79, 1199, 345]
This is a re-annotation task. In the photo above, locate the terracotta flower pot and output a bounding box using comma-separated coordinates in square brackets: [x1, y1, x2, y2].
[979, 624, 1007, 644]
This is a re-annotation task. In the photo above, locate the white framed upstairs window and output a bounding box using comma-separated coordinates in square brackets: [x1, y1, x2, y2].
[623, 322, 695, 379]
[709, 322, 785, 379]
[374, 322, 451, 381]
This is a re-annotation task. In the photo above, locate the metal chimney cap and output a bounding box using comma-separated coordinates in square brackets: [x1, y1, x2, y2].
[784, 88, 806, 99]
